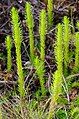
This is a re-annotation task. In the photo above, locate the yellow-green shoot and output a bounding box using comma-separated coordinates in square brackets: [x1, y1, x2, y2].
[74, 32, 79, 72]
[48, 23, 63, 119]
[63, 16, 70, 76]
[11, 7, 25, 98]
[55, 23, 63, 72]
[34, 56, 46, 96]
[47, 0, 53, 28]
[39, 9, 47, 62]
[5, 35, 12, 72]
[25, 2, 34, 63]
[37, 9, 47, 96]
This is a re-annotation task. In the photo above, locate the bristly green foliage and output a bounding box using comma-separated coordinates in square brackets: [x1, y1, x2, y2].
[53, 23, 63, 99]
[63, 16, 70, 76]
[11, 7, 25, 98]
[34, 56, 46, 96]
[39, 9, 47, 61]
[48, 23, 63, 119]
[25, 2, 34, 63]
[38, 9, 47, 96]
[5, 35, 12, 72]
[53, 70, 63, 104]
[55, 23, 63, 71]
[47, 0, 53, 28]
[74, 32, 79, 72]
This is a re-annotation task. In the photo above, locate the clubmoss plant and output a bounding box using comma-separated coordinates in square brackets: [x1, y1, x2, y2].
[11, 7, 25, 98]
[63, 16, 70, 76]
[39, 9, 47, 61]
[74, 32, 79, 72]
[34, 56, 46, 96]
[37, 9, 47, 96]
[25, 2, 34, 63]
[48, 23, 63, 119]
[55, 23, 63, 73]
[47, 0, 53, 28]
[5, 35, 12, 72]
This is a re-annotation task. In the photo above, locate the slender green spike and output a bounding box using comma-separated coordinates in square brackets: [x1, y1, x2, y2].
[48, 23, 63, 119]
[11, 7, 25, 98]
[39, 9, 47, 61]
[47, 0, 53, 28]
[74, 32, 79, 72]
[55, 23, 63, 71]
[25, 2, 34, 63]
[34, 56, 45, 96]
[63, 16, 70, 76]
[5, 35, 12, 72]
